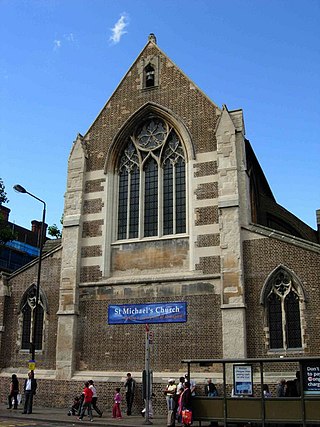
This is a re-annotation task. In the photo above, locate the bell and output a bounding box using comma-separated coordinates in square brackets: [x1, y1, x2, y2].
[146, 71, 155, 87]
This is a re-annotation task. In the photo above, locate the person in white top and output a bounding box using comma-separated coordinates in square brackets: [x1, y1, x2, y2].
[88, 380, 103, 417]
[176, 376, 185, 396]
[22, 371, 37, 414]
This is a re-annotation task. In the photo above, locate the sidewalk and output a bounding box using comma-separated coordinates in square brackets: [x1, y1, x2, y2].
[0, 406, 168, 426]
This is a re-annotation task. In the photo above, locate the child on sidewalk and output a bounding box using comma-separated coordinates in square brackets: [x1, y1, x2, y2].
[112, 387, 122, 419]
[67, 395, 82, 416]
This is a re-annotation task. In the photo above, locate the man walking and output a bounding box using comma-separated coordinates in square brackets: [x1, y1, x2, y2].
[124, 373, 135, 415]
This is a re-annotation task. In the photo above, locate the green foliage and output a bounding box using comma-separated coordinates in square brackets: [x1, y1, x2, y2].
[48, 223, 62, 239]
[0, 214, 17, 245]
[0, 178, 16, 244]
[0, 178, 9, 205]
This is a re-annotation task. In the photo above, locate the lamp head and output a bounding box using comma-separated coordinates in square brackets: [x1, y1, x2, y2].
[13, 184, 27, 194]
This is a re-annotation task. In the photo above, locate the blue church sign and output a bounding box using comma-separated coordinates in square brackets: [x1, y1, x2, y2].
[108, 302, 187, 325]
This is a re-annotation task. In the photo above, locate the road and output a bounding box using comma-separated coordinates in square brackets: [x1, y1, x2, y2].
[0, 419, 76, 427]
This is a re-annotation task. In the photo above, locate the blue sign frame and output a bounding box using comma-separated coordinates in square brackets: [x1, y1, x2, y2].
[233, 364, 253, 396]
[108, 302, 187, 325]
[302, 360, 320, 395]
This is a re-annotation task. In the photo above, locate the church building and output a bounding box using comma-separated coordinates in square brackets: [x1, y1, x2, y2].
[0, 34, 319, 410]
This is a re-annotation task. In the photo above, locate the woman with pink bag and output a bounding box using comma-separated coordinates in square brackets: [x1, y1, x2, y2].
[178, 381, 192, 426]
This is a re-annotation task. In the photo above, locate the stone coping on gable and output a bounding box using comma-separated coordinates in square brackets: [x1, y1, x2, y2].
[243, 223, 320, 254]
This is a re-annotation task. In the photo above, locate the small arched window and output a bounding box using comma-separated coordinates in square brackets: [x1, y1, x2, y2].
[20, 285, 46, 351]
[144, 64, 155, 88]
[117, 117, 186, 240]
[264, 269, 302, 350]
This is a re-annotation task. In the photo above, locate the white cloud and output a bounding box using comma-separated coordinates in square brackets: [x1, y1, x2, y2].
[64, 33, 75, 43]
[53, 39, 61, 51]
[109, 14, 129, 44]
[53, 33, 77, 52]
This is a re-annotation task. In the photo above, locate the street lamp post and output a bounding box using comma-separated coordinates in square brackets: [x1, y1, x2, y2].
[13, 184, 46, 364]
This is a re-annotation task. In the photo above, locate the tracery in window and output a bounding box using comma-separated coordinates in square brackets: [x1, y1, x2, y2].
[20, 285, 45, 351]
[266, 269, 302, 350]
[117, 118, 186, 240]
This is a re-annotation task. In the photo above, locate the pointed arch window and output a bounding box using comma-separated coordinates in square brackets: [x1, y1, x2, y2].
[265, 269, 302, 350]
[117, 118, 186, 240]
[144, 64, 155, 88]
[20, 285, 45, 351]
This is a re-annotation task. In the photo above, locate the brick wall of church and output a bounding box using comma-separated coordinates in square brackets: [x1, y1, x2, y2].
[76, 290, 222, 372]
[77, 43, 221, 283]
[0, 250, 61, 370]
[243, 238, 320, 358]
[84, 44, 219, 172]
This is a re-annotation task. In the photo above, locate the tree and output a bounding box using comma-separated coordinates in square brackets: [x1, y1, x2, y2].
[48, 223, 62, 239]
[0, 178, 16, 245]
[0, 178, 9, 205]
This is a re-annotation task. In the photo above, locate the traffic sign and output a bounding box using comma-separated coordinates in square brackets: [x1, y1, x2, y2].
[28, 360, 35, 371]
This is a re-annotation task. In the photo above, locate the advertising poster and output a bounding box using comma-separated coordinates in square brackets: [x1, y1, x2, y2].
[108, 302, 187, 324]
[302, 360, 320, 395]
[233, 364, 253, 396]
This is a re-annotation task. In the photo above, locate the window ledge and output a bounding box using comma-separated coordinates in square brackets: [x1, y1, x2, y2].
[112, 233, 188, 245]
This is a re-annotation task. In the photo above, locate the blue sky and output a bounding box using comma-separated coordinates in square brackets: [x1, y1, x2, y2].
[1, 0, 319, 232]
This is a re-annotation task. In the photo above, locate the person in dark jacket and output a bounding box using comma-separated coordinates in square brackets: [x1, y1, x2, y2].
[8, 374, 20, 409]
[276, 379, 286, 397]
[22, 371, 37, 414]
[124, 373, 136, 415]
[179, 381, 192, 427]
[204, 379, 218, 397]
[285, 380, 297, 397]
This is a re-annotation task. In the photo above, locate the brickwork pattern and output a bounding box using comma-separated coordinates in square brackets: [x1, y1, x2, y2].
[80, 265, 102, 282]
[243, 238, 320, 358]
[76, 292, 222, 372]
[82, 220, 104, 238]
[194, 161, 218, 177]
[84, 44, 219, 172]
[0, 252, 61, 369]
[195, 182, 218, 200]
[196, 233, 220, 247]
[83, 198, 104, 214]
[85, 179, 105, 193]
[195, 206, 219, 226]
[81, 245, 103, 258]
[195, 256, 220, 274]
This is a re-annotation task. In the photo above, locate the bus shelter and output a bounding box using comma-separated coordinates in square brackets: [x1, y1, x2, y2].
[182, 356, 320, 426]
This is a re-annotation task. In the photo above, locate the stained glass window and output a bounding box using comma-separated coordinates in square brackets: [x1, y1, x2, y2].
[266, 270, 302, 350]
[21, 285, 45, 351]
[117, 118, 186, 239]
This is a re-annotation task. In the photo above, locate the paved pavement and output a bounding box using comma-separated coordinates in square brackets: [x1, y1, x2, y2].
[0, 407, 168, 427]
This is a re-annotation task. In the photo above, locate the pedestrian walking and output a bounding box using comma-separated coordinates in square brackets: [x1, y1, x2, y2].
[8, 374, 20, 410]
[78, 381, 93, 422]
[112, 387, 122, 419]
[88, 380, 103, 417]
